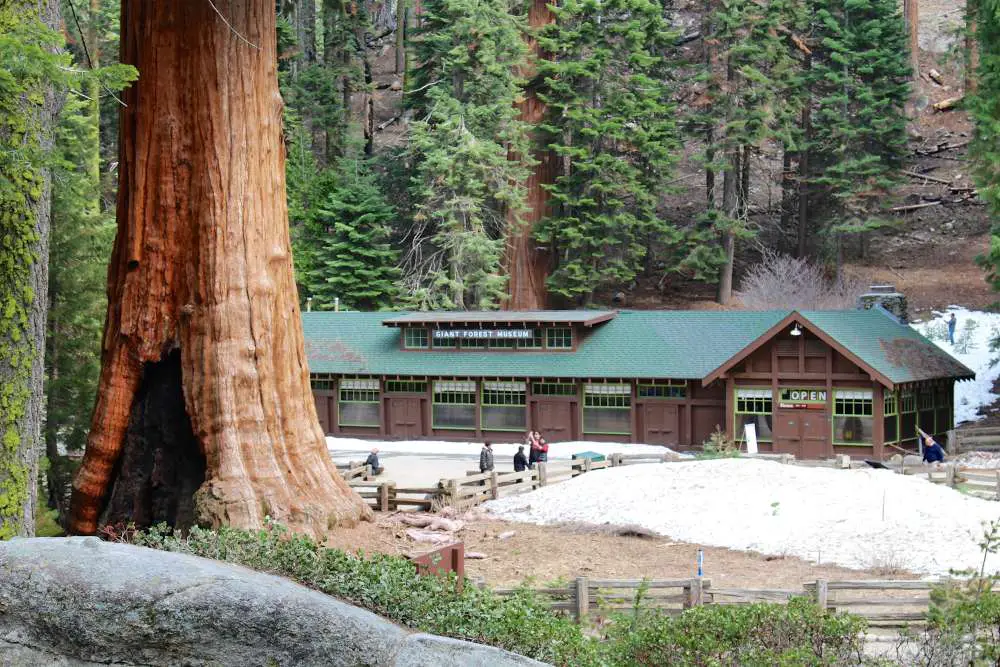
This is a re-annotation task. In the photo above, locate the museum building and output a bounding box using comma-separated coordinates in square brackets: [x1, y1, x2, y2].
[303, 304, 973, 459]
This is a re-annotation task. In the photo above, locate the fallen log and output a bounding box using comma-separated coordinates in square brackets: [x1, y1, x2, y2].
[928, 69, 944, 85]
[932, 96, 963, 111]
[902, 169, 952, 185]
[914, 140, 970, 155]
[890, 201, 942, 213]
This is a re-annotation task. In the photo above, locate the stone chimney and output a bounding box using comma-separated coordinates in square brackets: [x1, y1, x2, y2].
[857, 285, 908, 323]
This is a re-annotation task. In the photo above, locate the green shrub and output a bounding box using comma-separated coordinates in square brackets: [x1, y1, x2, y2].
[600, 597, 868, 666]
[123, 522, 879, 666]
[128, 522, 598, 666]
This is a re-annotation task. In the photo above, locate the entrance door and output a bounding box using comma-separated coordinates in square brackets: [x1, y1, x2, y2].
[534, 401, 574, 443]
[642, 403, 679, 445]
[314, 393, 334, 435]
[388, 398, 424, 439]
[774, 410, 829, 459]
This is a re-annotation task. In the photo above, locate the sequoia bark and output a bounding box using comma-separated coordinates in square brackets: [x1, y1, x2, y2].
[69, 0, 371, 537]
[502, 0, 555, 311]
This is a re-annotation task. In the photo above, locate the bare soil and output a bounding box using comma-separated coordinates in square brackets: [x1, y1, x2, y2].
[326, 513, 911, 590]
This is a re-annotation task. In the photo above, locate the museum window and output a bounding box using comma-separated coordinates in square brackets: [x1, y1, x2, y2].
[404, 328, 429, 349]
[519, 330, 545, 349]
[386, 379, 428, 393]
[583, 383, 631, 435]
[734, 388, 773, 441]
[899, 389, 917, 441]
[884, 392, 898, 443]
[432, 335, 458, 349]
[432, 380, 477, 430]
[338, 378, 380, 427]
[918, 388, 936, 435]
[310, 374, 334, 391]
[833, 389, 874, 445]
[638, 380, 687, 399]
[481, 381, 527, 431]
[532, 382, 577, 396]
[546, 327, 573, 349]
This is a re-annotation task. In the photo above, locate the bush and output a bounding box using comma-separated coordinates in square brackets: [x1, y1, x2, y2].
[698, 427, 741, 459]
[737, 251, 865, 310]
[601, 597, 868, 666]
[126, 522, 598, 666]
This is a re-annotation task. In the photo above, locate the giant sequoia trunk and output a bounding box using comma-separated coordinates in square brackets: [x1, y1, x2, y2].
[502, 0, 555, 311]
[69, 0, 371, 537]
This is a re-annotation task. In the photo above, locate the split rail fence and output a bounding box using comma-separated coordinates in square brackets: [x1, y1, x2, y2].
[951, 426, 1000, 453]
[336, 452, 672, 512]
[490, 577, 944, 627]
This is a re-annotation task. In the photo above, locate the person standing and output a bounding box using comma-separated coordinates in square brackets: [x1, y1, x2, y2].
[947, 313, 957, 345]
[527, 431, 541, 468]
[536, 436, 549, 463]
[479, 441, 495, 473]
[513, 445, 528, 472]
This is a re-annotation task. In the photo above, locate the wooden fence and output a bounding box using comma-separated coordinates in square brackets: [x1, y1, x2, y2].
[490, 577, 944, 627]
[892, 463, 1000, 500]
[951, 426, 1000, 453]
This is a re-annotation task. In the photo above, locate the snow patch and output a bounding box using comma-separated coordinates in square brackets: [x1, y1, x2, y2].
[910, 307, 1000, 424]
[327, 436, 683, 460]
[484, 459, 1000, 576]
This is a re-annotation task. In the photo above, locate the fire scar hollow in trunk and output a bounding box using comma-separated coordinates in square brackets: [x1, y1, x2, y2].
[69, 0, 370, 537]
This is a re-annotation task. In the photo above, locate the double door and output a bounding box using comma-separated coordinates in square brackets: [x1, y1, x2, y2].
[387, 397, 424, 438]
[774, 409, 829, 459]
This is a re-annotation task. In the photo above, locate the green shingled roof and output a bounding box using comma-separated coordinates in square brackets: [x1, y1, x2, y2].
[301, 309, 973, 385]
[800, 310, 974, 385]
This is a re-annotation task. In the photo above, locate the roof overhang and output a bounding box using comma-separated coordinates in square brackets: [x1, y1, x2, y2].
[381, 310, 618, 328]
[700, 311, 898, 389]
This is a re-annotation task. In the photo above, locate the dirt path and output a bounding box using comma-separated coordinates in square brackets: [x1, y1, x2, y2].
[325, 513, 911, 590]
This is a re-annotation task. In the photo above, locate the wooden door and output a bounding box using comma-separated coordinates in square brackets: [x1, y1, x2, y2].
[388, 398, 424, 438]
[774, 410, 829, 459]
[314, 393, 334, 435]
[533, 401, 574, 442]
[799, 412, 829, 459]
[642, 403, 679, 445]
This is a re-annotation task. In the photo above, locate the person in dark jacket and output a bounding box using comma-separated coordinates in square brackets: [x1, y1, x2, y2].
[922, 435, 945, 464]
[513, 445, 528, 472]
[365, 448, 384, 476]
[479, 441, 495, 473]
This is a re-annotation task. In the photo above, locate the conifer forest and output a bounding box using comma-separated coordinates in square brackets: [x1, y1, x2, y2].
[1, 0, 1000, 538]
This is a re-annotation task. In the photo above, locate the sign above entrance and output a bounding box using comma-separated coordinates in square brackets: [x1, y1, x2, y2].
[433, 329, 534, 340]
[779, 388, 828, 410]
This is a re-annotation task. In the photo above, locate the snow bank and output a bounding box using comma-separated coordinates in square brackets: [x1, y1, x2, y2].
[910, 307, 1000, 424]
[327, 436, 681, 460]
[954, 452, 1000, 469]
[484, 459, 1000, 576]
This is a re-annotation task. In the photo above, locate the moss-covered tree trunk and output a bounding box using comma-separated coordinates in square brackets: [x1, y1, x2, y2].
[502, 0, 554, 311]
[69, 0, 371, 537]
[0, 0, 60, 540]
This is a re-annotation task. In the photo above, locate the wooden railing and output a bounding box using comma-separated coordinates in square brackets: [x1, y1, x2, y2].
[489, 576, 947, 627]
[890, 463, 1000, 500]
[952, 426, 1000, 453]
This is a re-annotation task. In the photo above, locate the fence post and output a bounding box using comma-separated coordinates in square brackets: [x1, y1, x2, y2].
[584, 457, 592, 474]
[946, 464, 956, 487]
[490, 471, 500, 500]
[575, 577, 589, 622]
[946, 429, 957, 455]
[388, 482, 397, 511]
[995, 471, 1000, 501]
[365, 464, 373, 480]
[686, 578, 704, 608]
[538, 462, 548, 486]
[448, 479, 459, 508]
[610, 453, 620, 467]
[815, 579, 829, 612]
[378, 483, 390, 511]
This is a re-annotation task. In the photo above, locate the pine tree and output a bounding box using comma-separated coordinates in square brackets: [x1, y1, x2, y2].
[805, 0, 910, 262]
[402, 0, 529, 310]
[969, 0, 1000, 290]
[45, 92, 113, 515]
[535, 0, 682, 304]
[686, 0, 808, 302]
[304, 162, 401, 311]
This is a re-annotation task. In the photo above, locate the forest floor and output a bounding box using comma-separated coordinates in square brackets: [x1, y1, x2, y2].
[326, 512, 911, 590]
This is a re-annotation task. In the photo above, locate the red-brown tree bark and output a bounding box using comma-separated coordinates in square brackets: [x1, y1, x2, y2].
[69, 0, 371, 537]
[502, 0, 555, 311]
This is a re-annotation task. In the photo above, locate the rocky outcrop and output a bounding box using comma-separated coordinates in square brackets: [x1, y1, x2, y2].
[0, 538, 544, 666]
